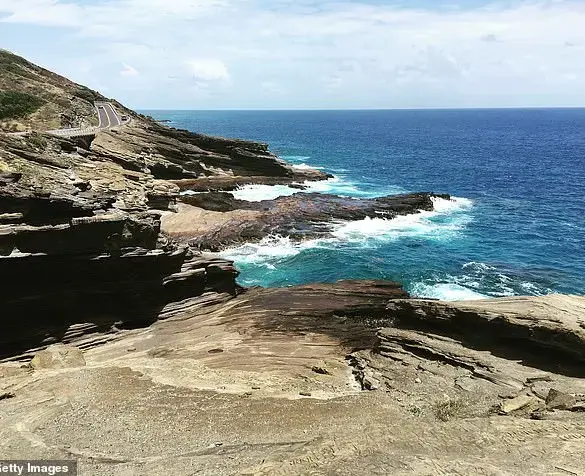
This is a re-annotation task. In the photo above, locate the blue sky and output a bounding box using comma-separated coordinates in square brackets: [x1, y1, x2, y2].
[1, 0, 584, 109]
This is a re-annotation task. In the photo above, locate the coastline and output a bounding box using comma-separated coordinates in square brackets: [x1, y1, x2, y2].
[2, 51, 585, 476]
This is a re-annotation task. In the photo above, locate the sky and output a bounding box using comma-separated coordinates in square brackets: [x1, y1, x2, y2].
[1, 0, 584, 109]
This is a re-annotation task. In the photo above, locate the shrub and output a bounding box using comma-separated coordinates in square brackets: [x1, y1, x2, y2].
[0, 90, 45, 120]
[73, 86, 98, 103]
[433, 398, 466, 422]
[27, 133, 48, 150]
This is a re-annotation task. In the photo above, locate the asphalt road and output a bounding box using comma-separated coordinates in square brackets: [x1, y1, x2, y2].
[95, 102, 122, 128]
[8, 101, 127, 138]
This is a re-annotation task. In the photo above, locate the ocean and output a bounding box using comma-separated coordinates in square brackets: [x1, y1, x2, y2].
[143, 109, 585, 301]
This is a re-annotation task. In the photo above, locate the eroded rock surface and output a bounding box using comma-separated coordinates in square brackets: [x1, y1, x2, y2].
[1, 109, 327, 359]
[165, 191, 449, 250]
[3, 50, 585, 476]
[385, 295, 585, 368]
[1, 283, 585, 476]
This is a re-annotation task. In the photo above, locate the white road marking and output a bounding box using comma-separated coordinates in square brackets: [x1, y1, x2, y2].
[7, 101, 128, 139]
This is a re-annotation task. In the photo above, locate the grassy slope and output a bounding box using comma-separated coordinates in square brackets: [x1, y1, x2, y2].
[0, 49, 107, 132]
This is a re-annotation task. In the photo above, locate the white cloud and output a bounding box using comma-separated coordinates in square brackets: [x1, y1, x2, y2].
[185, 59, 229, 82]
[0, 0, 82, 27]
[1, 0, 585, 108]
[120, 63, 139, 77]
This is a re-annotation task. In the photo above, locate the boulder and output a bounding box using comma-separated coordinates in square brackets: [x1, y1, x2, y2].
[499, 395, 539, 415]
[30, 345, 86, 369]
[545, 389, 577, 411]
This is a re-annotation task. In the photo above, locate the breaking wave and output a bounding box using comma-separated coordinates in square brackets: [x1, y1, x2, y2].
[331, 196, 473, 242]
[230, 176, 407, 202]
[220, 196, 474, 277]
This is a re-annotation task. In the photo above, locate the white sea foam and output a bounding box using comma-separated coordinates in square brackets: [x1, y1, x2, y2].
[462, 261, 496, 271]
[331, 196, 473, 242]
[180, 190, 204, 196]
[221, 196, 474, 271]
[220, 235, 332, 265]
[293, 163, 324, 170]
[229, 177, 362, 201]
[409, 282, 488, 301]
[230, 184, 301, 201]
[281, 155, 311, 161]
[230, 174, 409, 202]
[305, 176, 406, 197]
[460, 261, 552, 297]
[431, 196, 474, 212]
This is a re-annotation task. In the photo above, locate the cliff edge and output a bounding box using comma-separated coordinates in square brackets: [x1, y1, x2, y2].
[1, 51, 584, 476]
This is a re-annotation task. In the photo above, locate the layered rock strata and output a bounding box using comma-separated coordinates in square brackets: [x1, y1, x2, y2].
[0, 114, 331, 359]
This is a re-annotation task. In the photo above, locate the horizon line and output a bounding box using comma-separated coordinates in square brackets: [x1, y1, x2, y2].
[136, 106, 585, 112]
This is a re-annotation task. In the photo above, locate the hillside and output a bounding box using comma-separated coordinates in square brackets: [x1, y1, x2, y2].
[0, 49, 106, 132]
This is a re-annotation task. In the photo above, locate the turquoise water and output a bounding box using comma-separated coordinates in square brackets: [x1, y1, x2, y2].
[144, 109, 585, 300]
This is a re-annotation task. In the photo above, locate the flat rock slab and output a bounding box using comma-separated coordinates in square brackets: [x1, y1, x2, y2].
[2, 284, 585, 476]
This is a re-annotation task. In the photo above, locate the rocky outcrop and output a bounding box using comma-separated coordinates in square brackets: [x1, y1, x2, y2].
[90, 120, 331, 184]
[0, 208, 240, 360]
[1, 120, 292, 359]
[0, 52, 336, 361]
[166, 191, 449, 250]
[353, 295, 585, 423]
[385, 296, 585, 368]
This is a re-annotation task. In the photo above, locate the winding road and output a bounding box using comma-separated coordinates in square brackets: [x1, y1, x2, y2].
[95, 102, 124, 129]
[42, 102, 129, 138]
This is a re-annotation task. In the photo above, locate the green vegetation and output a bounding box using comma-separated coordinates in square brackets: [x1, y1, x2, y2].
[0, 49, 37, 79]
[27, 133, 48, 150]
[0, 90, 45, 120]
[0, 49, 32, 71]
[73, 86, 98, 103]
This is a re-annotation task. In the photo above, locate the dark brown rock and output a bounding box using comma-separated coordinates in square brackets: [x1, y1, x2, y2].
[546, 389, 577, 410]
[171, 191, 448, 251]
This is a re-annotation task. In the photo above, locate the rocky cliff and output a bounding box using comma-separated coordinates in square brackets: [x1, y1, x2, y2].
[2, 52, 585, 476]
[0, 51, 331, 358]
[0, 52, 442, 359]
[0, 129, 243, 359]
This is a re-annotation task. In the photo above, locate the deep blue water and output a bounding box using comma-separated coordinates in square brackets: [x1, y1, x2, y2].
[143, 109, 585, 300]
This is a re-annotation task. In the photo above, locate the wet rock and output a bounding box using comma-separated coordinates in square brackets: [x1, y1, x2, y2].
[172, 192, 448, 251]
